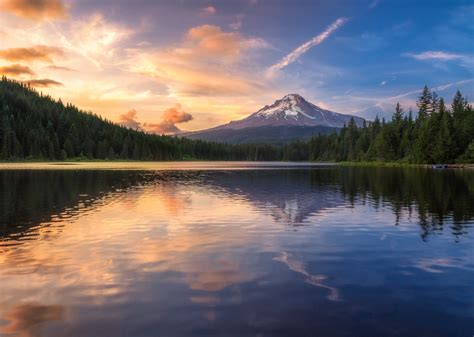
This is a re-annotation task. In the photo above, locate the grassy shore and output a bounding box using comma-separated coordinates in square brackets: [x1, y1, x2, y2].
[0, 159, 472, 169]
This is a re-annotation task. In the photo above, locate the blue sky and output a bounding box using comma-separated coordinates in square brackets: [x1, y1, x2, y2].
[0, 0, 473, 131]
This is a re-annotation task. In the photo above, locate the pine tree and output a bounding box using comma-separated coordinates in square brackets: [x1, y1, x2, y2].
[393, 102, 404, 123]
[417, 86, 432, 120]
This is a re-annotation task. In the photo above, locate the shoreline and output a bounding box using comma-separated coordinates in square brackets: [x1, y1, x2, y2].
[0, 160, 472, 170]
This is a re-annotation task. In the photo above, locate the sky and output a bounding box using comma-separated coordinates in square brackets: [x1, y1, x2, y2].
[0, 0, 473, 133]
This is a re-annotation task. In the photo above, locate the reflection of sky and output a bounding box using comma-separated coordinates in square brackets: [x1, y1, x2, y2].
[0, 169, 473, 336]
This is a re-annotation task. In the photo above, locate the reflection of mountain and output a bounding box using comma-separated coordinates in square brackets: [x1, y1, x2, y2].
[1, 167, 473, 242]
[202, 167, 474, 238]
[203, 170, 346, 225]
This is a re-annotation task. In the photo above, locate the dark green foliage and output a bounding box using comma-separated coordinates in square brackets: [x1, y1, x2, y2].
[0, 77, 472, 163]
[306, 86, 473, 164]
[0, 77, 281, 161]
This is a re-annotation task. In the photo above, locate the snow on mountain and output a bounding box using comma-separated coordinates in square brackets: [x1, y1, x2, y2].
[183, 94, 365, 144]
[221, 93, 364, 130]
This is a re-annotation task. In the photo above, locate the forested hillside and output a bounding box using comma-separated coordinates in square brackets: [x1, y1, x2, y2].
[282, 86, 474, 163]
[0, 77, 472, 163]
[0, 77, 280, 161]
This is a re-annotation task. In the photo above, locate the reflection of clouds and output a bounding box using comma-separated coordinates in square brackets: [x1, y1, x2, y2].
[135, 234, 260, 292]
[185, 258, 256, 292]
[274, 252, 341, 301]
[0, 303, 65, 337]
[414, 257, 473, 274]
[0, 182, 264, 323]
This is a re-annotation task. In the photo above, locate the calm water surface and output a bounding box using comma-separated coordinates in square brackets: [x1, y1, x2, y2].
[0, 162, 473, 337]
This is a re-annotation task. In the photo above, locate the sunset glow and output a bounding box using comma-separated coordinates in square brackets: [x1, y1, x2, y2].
[0, 0, 472, 133]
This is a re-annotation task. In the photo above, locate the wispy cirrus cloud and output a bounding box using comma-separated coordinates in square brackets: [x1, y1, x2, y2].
[344, 79, 474, 118]
[404, 50, 474, 69]
[0, 45, 63, 62]
[50, 13, 133, 69]
[267, 17, 348, 74]
[404, 51, 464, 61]
[0, 0, 67, 20]
[45, 65, 76, 72]
[0, 64, 35, 76]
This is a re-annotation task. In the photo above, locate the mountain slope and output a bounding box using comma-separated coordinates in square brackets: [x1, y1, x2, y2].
[185, 125, 337, 145]
[185, 94, 365, 144]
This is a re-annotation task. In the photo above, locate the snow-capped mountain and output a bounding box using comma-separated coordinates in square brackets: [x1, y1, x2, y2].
[184, 94, 365, 144]
[225, 93, 364, 129]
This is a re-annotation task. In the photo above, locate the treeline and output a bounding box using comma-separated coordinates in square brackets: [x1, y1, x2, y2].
[283, 86, 474, 163]
[0, 77, 280, 161]
[1, 76, 473, 163]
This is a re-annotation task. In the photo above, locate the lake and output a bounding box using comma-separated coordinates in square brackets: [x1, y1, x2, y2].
[0, 163, 473, 337]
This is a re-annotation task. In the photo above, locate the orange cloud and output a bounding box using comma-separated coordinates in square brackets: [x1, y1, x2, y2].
[117, 106, 193, 134]
[0, 64, 35, 76]
[118, 109, 141, 130]
[127, 25, 269, 97]
[187, 24, 264, 59]
[0, 0, 67, 20]
[144, 104, 193, 134]
[161, 104, 193, 124]
[0, 45, 64, 63]
[25, 78, 63, 87]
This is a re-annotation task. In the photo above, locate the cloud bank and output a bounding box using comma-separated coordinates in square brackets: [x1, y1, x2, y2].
[0, 0, 67, 20]
[25, 78, 63, 87]
[0, 64, 35, 76]
[0, 45, 64, 62]
[118, 105, 193, 134]
[127, 24, 270, 97]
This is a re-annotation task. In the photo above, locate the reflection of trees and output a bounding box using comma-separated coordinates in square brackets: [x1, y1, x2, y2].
[0, 170, 157, 242]
[321, 167, 474, 240]
[1, 168, 472, 243]
[206, 168, 474, 240]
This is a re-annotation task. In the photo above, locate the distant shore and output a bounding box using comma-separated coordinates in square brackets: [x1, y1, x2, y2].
[0, 161, 335, 171]
[338, 161, 473, 169]
[0, 160, 472, 170]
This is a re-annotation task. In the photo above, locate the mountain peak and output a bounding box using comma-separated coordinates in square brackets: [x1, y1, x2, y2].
[277, 93, 308, 106]
[281, 93, 304, 100]
[253, 93, 316, 120]
[185, 93, 366, 141]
